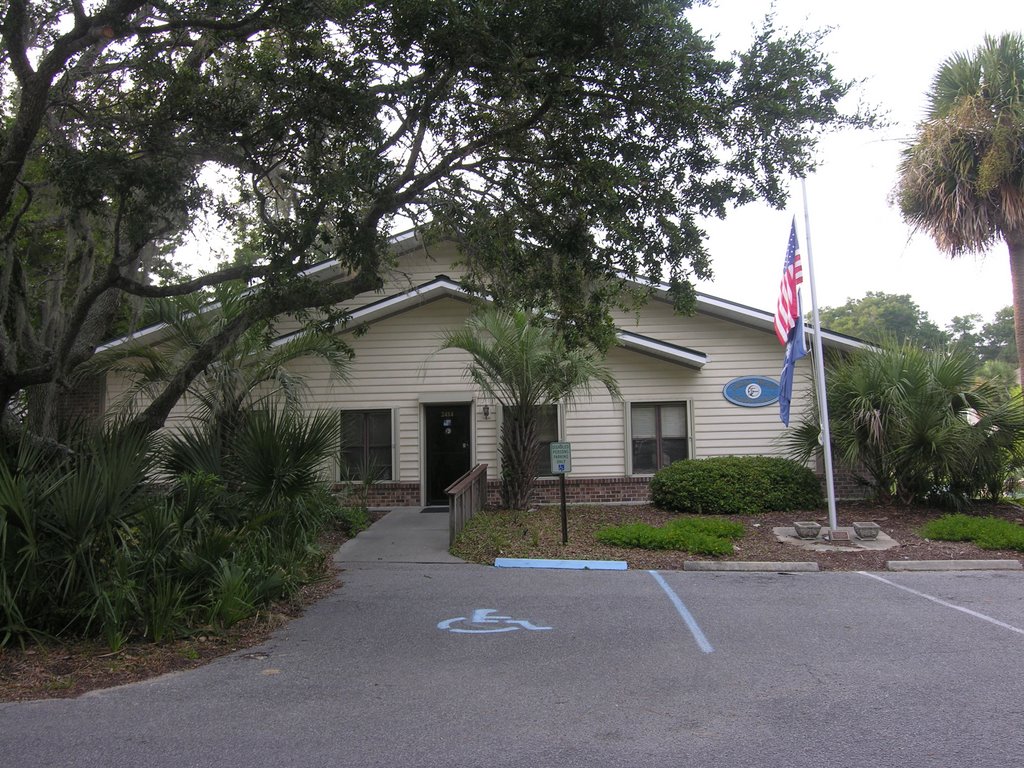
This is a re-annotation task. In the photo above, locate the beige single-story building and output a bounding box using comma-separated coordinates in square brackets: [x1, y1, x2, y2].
[103, 232, 864, 507]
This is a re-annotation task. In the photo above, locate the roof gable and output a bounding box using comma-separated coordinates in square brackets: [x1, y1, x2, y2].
[272, 275, 711, 369]
[101, 230, 867, 354]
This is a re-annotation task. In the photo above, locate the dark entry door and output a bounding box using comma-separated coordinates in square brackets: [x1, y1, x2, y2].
[425, 404, 472, 505]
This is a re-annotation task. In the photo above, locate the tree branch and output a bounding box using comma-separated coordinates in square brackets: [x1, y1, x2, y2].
[129, 267, 382, 433]
[0, 0, 149, 221]
[1, 1, 34, 83]
[112, 264, 273, 298]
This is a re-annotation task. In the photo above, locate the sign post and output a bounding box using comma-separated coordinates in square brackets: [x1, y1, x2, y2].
[549, 442, 572, 545]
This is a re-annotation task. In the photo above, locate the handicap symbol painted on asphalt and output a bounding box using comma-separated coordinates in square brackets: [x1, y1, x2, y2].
[437, 608, 552, 634]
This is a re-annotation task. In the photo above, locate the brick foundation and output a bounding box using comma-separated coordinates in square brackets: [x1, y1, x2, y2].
[339, 476, 652, 508]
[490, 476, 652, 507]
[339, 470, 872, 509]
[332, 482, 420, 507]
[45, 374, 106, 429]
[827, 468, 875, 501]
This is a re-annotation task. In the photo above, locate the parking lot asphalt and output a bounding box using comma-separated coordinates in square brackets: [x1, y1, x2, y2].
[3, 559, 1023, 768]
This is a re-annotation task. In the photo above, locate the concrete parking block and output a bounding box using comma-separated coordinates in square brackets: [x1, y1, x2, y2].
[887, 559, 1022, 571]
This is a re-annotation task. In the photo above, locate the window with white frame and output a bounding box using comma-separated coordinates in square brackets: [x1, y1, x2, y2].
[502, 404, 559, 476]
[630, 402, 688, 474]
[340, 409, 393, 481]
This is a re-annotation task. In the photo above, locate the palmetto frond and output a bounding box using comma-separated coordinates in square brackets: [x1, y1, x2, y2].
[927, 52, 982, 117]
[785, 340, 1024, 503]
[94, 281, 352, 423]
[898, 33, 1024, 254]
[898, 32, 1024, 388]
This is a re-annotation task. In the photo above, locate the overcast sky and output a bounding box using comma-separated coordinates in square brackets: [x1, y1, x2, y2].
[687, 0, 1016, 328]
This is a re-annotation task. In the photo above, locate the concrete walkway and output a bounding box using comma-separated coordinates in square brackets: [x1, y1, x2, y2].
[334, 506, 466, 565]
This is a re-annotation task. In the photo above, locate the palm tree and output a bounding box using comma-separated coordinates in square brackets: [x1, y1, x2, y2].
[96, 281, 352, 435]
[440, 307, 620, 510]
[896, 32, 1024, 385]
[784, 341, 1024, 505]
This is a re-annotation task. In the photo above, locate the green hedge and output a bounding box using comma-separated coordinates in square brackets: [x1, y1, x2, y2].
[649, 456, 821, 515]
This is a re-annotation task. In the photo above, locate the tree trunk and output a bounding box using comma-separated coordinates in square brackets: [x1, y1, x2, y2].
[1007, 234, 1024, 390]
[25, 382, 58, 439]
[499, 407, 541, 510]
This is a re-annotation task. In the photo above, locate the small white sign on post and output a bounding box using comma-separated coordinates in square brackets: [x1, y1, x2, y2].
[549, 442, 572, 544]
[549, 442, 571, 475]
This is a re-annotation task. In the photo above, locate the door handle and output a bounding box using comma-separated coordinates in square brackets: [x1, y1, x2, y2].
[462, 442, 468, 449]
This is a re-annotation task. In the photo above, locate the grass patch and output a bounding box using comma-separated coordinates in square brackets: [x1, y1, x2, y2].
[595, 517, 745, 556]
[451, 507, 750, 563]
[920, 514, 1024, 551]
[450, 509, 538, 562]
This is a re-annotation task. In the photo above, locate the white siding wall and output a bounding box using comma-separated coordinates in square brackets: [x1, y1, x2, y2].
[270, 240, 465, 338]
[383, 239, 464, 293]
[288, 296, 500, 483]
[104, 366, 206, 432]
[562, 387, 625, 477]
[611, 299, 810, 459]
[103, 241, 811, 484]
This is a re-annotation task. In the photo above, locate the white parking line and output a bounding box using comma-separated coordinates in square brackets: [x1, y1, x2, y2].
[859, 571, 1024, 637]
[647, 570, 714, 654]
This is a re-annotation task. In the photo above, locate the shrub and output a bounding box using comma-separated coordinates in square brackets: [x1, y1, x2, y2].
[649, 456, 821, 515]
[335, 505, 371, 537]
[449, 509, 524, 562]
[920, 514, 1024, 551]
[1, 411, 365, 648]
[784, 341, 1024, 505]
[595, 517, 744, 556]
[0, 428, 155, 645]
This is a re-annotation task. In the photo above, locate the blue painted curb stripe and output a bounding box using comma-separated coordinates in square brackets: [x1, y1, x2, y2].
[494, 557, 628, 570]
[648, 570, 714, 654]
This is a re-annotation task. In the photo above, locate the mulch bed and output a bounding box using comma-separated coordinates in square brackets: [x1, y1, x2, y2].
[450, 501, 1024, 573]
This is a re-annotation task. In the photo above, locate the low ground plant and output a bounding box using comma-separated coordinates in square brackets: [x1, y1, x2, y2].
[334, 505, 371, 537]
[0, 412, 363, 649]
[449, 509, 527, 561]
[920, 514, 1024, 551]
[595, 517, 744, 556]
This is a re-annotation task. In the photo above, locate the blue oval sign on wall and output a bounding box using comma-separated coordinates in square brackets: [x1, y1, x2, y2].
[722, 376, 780, 407]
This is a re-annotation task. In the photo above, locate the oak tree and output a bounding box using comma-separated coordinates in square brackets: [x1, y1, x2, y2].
[1, 0, 865, 443]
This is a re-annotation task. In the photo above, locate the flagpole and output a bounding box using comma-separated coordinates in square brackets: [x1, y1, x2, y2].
[800, 178, 838, 532]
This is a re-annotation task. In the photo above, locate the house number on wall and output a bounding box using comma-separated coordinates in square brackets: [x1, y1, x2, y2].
[441, 410, 454, 434]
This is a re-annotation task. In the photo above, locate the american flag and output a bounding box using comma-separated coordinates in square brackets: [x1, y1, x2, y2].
[774, 219, 803, 345]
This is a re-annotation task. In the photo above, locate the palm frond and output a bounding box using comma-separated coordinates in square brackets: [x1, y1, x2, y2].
[899, 33, 1024, 253]
[787, 339, 1024, 503]
[440, 306, 619, 509]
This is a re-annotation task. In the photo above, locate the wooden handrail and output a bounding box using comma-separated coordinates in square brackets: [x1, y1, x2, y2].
[445, 463, 487, 496]
[447, 463, 488, 547]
